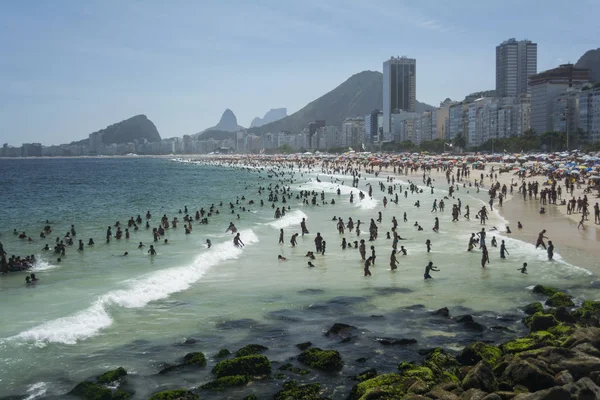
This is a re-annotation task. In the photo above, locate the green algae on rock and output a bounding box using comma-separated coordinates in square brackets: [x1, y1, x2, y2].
[148, 389, 198, 400]
[200, 375, 249, 391]
[532, 284, 560, 297]
[212, 354, 272, 378]
[235, 344, 268, 357]
[458, 342, 502, 367]
[183, 352, 206, 367]
[274, 380, 325, 400]
[522, 302, 544, 315]
[545, 292, 574, 307]
[215, 348, 231, 358]
[298, 348, 344, 372]
[97, 367, 128, 384]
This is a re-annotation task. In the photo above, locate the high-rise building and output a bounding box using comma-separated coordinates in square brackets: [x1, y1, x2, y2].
[529, 64, 590, 134]
[579, 85, 600, 143]
[308, 120, 326, 149]
[383, 56, 416, 134]
[496, 38, 537, 98]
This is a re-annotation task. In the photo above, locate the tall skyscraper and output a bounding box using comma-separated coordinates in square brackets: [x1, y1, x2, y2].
[496, 38, 537, 98]
[383, 56, 416, 134]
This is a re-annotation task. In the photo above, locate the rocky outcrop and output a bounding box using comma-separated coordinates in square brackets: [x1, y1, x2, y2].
[576, 48, 600, 83]
[250, 108, 288, 128]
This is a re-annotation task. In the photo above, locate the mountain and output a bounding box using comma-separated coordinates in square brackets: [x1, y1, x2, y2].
[249, 71, 434, 135]
[70, 114, 161, 145]
[250, 108, 288, 128]
[199, 109, 245, 134]
[575, 48, 600, 82]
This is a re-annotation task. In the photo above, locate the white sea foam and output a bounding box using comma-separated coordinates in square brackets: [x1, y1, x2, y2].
[267, 210, 308, 230]
[30, 259, 58, 272]
[298, 181, 378, 210]
[24, 382, 48, 400]
[11, 230, 259, 345]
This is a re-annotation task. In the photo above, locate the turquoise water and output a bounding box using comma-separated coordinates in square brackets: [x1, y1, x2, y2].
[0, 157, 597, 399]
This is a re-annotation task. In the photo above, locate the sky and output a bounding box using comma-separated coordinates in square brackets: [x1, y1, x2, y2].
[1, 0, 598, 146]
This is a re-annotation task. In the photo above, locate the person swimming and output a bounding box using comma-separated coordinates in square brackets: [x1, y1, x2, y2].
[307, 261, 315, 268]
[206, 239, 212, 248]
[278, 255, 287, 261]
[148, 245, 156, 256]
[424, 261, 439, 279]
[518, 262, 528, 274]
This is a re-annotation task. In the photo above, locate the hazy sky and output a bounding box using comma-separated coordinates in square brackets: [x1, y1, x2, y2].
[1, 0, 598, 145]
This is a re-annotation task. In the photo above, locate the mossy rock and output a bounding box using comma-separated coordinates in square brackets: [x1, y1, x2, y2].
[274, 380, 324, 400]
[572, 300, 600, 321]
[400, 366, 434, 382]
[235, 344, 268, 357]
[200, 375, 249, 391]
[545, 292, 574, 308]
[532, 285, 560, 297]
[242, 395, 258, 400]
[212, 355, 271, 378]
[298, 348, 343, 372]
[215, 349, 231, 358]
[458, 342, 502, 367]
[296, 341, 312, 351]
[97, 367, 127, 384]
[421, 347, 460, 381]
[279, 363, 311, 375]
[522, 302, 544, 315]
[529, 312, 559, 332]
[548, 324, 573, 338]
[183, 352, 206, 367]
[112, 389, 133, 400]
[355, 368, 378, 382]
[501, 331, 558, 354]
[68, 382, 113, 400]
[148, 389, 198, 400]
[348, 373, 406, 400]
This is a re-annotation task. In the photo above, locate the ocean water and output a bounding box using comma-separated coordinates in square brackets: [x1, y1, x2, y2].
[0, 157, 597, 399]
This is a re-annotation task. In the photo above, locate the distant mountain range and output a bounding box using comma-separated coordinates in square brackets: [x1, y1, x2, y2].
[70, 114, 161, 146]
[250, 108, 288, 128]
[248, 71, 434, 135]
[575, 48, 600, 82]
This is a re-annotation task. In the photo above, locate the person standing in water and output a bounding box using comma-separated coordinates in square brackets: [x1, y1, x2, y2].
[425, 239, 432, 253]
[278, 229, 284, 244]
[389, 249, 398, 270]
[290, 233, 299, 247]
[518, 263, 528, 274]
[148, 245, 157, 256]
[363, 256, 373, 277]
[500, 240, 509, 259]
[300, 218, 309, 236]
[424, 261, 439, 279]
[535, 230, 548, 249]
[233, 233, 244, 248]
[206, 239, 212, 248]
[547, 241, 554, 260]
[481, 245, 489, 268]
[432, 217, 439, 233]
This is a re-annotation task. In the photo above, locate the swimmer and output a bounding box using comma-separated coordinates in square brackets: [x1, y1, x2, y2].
[123, 252, 129, 256]
[547, 241, 554, 260]
[233, 233, 244, 248]
[206, 239, 212, 248]
[88, 238, 95, 246]
[279, 229, 284, 244]
[517, 221, 523, 229]
[30, 273, 38, 282]
[500, 240, 509, 259]
[164, 239, 168, 244]
[25, 276, 32, 285]
[138, 242, 145, 249]
[308, 261, 315, 268]
[424, 261, 439, 279]
[425, 239, 431, 253]
[518, 262, 528, 274]
[364, 256, 373, 276]
[290, 233, 299, 247]
[399, 246, 407, 255]
[506, 226, 512, 234]
[390, 249, 398, 270]
[278, 255, 287, 261]
[148, 245, 157, 256]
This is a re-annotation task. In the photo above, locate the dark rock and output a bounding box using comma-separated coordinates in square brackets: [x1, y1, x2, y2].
[522, 302, 543, 316]
[200, 375, 249, 391]
[550, 307, 576, 323]
[355, 357, 367, 363]
[274, 380, 325, 400]
[348, 373, 406, 400]
[460, 388, 488, 400]
[545, 292, 574, 308]
[491, 391, 517, 400]
[298, 347, 344, 372]
[183, 352, 206, 367]
[97, 367, 127, 384]
[376, 337, 418, 346]
[148, 389, 198, 400]
[554, 370, 574, 386]
[561, 326, 600, 349]
[529, 313, 559, 332]
[211, 355, 272, 378]
[296, 341, 312, 351]
[532, 285, 560, 297]
[501, 359, 555, 392]
[462, 361, 497, 393]
[325, 323, 357, 338]
[68, 382, 113, 400]
[235, 344, 268, 357]
[481, 395, 502, 400]
[455, 315, 486, 331]
[215, 348, 231, 358]
[458, 342, 502, 367]
[279, 363, 310, 376]
[354, 368, 378, 381]
[425, 387, 460, 399]
[433, 307, 450, 317]
[590, 371, 600, 386]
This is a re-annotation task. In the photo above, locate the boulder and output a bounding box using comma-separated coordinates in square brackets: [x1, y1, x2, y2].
[235, 344, 268, 357]
[458, 342, 502, 367]
[211, 355, 271, 378]
[455, 315, 486, 332]
[544, 292, 574, 308]
[500, 359, 555, 392]
[433, 307, 451, 317]
[148, 389, 198, 400]
[425, 387, 460, 399]
[296, 341, 312, 350]
[522, 302, 543, 316]
[183, 352, 206, 367]
[274, 381, 324, 400]
[549, 307, 575, 323]
[279, 363, 310, 376]
[354, 368, 378, 382]
[461, 361, 497, 393]
[460, 388, 488, 400]
[532, 285, 560, 297]
[553, 370, 574, 386]
[348, 373, 406, 400]
[571, 300, 600, 325]
[561, 326, 600, 350]
[325, 323, 357, 338]
[215, 348, 230, 358]
[298, 347, 343, 372]
[97, 367, 127, 384]
[481, 394, 502, 400]
[200, 375, 249, 391]
[68, 382, 113, 400]
[528, 313, 559, 332]
[376, 337, 418, 346]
